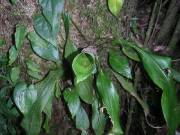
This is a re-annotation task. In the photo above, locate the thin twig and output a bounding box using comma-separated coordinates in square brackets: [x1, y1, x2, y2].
[148, 0, 162, 45]
[144, 0, 160, 46]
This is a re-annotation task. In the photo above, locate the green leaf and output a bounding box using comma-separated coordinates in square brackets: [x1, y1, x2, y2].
[75, 106, 90, 131]
[62, 12, 71, 39]
[108, 0, 124, 16]
[22, 69, 62, 135]
[64, 40, 78, 63]
[171, 69, 180, 83]
[10, 67, 20, 83]
[72, 52, 96, 83]
[27, 70, 42, 80]
[55, 81, 61, 98]
[122, 46, 140, 61]
[92, 99, 106, 135]
[75, 76, 94, 104]
[28, 32, 59, 62]
[96, 70, 123, 134]
[0, 38, 6, 47]
[8, 46, 18, 65]
[34, 15, 57, 46]
[39, 0, 64, 32]
[15, 24, 27, 50]
[161, 79, 178, 135]
[109, 50, 132, 79]
[26, 59, 42, 79]
[116, 40, 178, 135]
[113, 72, 149, 115]
[26, 59, 41, 72]
[13, 82, 37, 114]
[63, 88, 80, 118]
[9, 0, 17, 5]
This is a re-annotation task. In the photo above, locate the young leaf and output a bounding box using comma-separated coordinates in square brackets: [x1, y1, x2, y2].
[75, 106, 90, 132]
[108, 0, 124, 16]
[13, 82, 37, 114]
[63, 88, 80, 118]
[72, 52, 96, 83]
[96, 70, 123, 134]
[75, 76, 94, 104]
[39, 0, 64, 33]
[64, 40, 78, 63]
[15, 24, 27, 50]
[10, 66, 20, 83]
[28, 32, 59, 62]
[62, 12, 71, 39]
[34, 15, 57, 46]
[8, 46, 18, 65]
[109, 50, 132, 79]
[92, 99, 106, 135]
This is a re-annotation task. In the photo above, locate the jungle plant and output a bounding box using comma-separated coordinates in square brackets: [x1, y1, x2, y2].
[0, 0, 180, 135]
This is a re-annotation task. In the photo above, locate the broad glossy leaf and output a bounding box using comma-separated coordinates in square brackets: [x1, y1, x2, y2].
[150, 54, 171, 69]
[15, 24, 27, 50]
[13, 82, 37, 114]
[108, 0, 124, 16]
[113, 72, 149, 115]
[28, 32, 59, 62]
[34, 15, 57, 46]
[75, 106, 90, 131]
[39, 0, 64, 32]
[132, 46, 168, 90]
[109, 50, 132, 79]
[10, 67, 20, 83]
[8, 46, 18, 65]
[92, 99, 106, 135]
[96, 70, 123, 134]
[64, 40, 78, 63]
[72, 52, 96, 83]
[113, 39, 172, 69]
[116, 41, 178, 135]
[63, 88, 80, 118]
[75, 76, 94, 104]
[0, 38, 6, 47]
[22, 69, 62, 135]
[161, 79, 178, 135]
[122, 46, 140, 61]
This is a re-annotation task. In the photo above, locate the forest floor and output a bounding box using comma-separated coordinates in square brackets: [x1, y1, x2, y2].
[0, 0, 180, 135]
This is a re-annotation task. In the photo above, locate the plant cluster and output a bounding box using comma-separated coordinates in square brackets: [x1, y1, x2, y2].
[0, 0, 180, 135]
